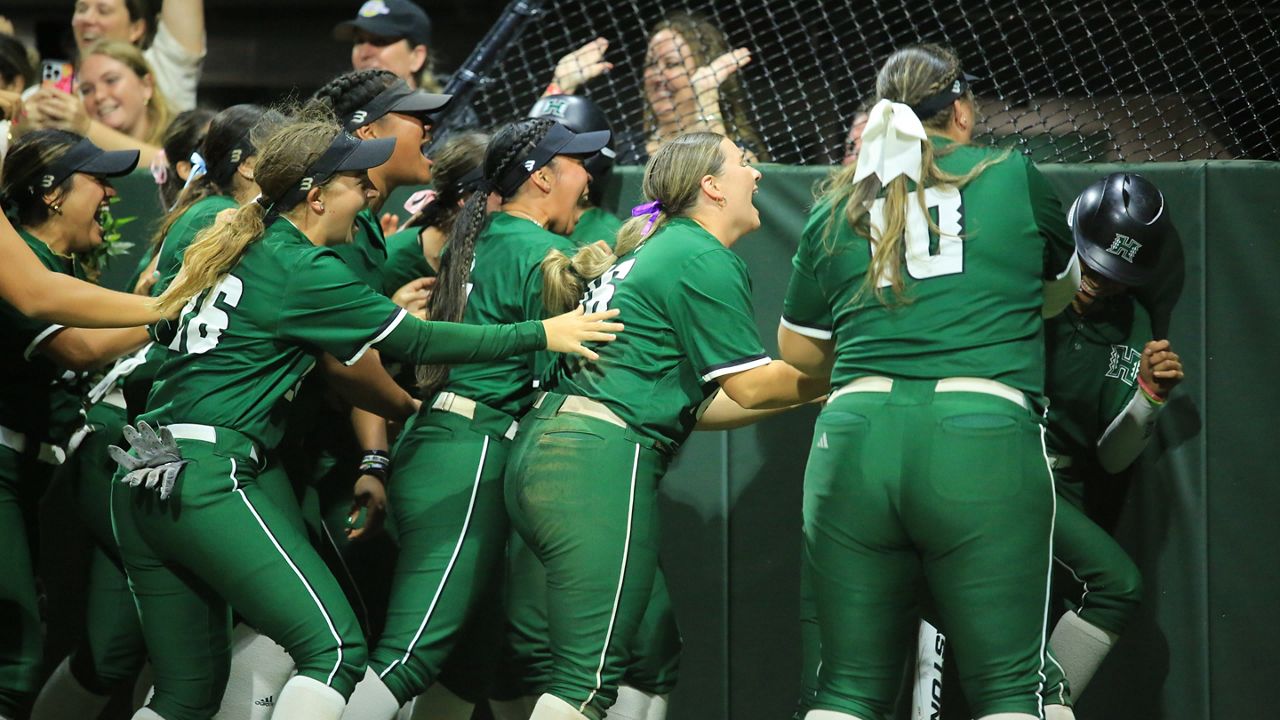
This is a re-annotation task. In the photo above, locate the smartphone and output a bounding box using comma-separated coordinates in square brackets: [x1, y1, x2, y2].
[41, 60, 76, 95]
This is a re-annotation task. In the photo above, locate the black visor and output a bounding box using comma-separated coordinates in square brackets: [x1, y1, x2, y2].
[343, 80, 453, 132]
[493, 123, 611, 197]
[272, 132, 395, 211]
[910, 72, 979, 121]
[33, 139, 138, 193]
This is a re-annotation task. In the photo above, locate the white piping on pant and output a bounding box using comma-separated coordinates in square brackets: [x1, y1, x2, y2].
[1035, 426, 1058, 718]
[581, 442, 640, 713]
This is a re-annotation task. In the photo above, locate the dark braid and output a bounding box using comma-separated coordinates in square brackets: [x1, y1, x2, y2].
[417, 118, 556, 395]
[312, 69, 399, 125]
[408, 130, 489, 232]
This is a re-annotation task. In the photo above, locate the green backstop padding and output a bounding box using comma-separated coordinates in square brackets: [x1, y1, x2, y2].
[97, 161, 1276, 719]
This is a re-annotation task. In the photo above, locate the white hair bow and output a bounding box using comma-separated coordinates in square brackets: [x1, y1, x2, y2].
[852, 99, 928, 186]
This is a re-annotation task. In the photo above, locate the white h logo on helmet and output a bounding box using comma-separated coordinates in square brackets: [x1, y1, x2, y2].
[1105, 233, 1142, 263]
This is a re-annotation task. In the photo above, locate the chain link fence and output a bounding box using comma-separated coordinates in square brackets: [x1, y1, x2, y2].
[467, 0, 1280, 164]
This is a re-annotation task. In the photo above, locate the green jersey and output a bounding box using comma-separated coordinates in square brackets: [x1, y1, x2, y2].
[782, 140, 1074, 397]
[444, 213, 575, 417]
[0, 230, 89, 443]
[143, 219, 545, 450]
[568, 206, 623, 248]
[331, 208, 389, 295]
[154, 194, 239, 296]
[549, 217, 770, 450]
[382, 225, 435, 297]
[1044, 297, 1150, 462]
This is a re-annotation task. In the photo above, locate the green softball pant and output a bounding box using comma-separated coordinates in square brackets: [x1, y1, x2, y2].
[368, 407, 513, 705]
[504, 394, 668, 720]
[0, 445, 53, 717]
[803, 380, 1056, 720]
[493, 528, 682, 700]
[59, 400, 149, 692]
[110, 425, 366, 720]
[1050, 478, 1143, 637]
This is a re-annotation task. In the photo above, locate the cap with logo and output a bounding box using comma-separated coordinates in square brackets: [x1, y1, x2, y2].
[31, 138, 139, 193]
[268, 132, 396, 212]
[343, 78, 452, 132]
[493, 121, 611, 198]
[528, 94, 617, 189]
[1068, 172, 1170, 287]
[333, 0, 432, 47]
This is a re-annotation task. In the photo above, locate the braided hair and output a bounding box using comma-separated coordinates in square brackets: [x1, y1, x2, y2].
[417, 118, 557, 394]
[407, 130, 489, 233]
[312, 69, 400, 126]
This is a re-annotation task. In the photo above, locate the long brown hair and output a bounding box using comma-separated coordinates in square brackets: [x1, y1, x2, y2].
[156, 104, 340, 315]
[542, 131, 726, 313]
[820, 44, 1006, 305]
[645, 12, 767, 161]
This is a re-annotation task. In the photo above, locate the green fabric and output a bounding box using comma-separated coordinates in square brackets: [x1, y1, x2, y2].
[1044, 298, 1152, 464]
[803, 384, 1053, 719]
[444, 212, 575, 417]
[382, 224, 435, 296]
[331, 208, 391, 296]
[370, 410, 512, 704]
[568, 206, 624, 248]
[0, 446, 50, 715]
[550, 217, 769, 451]
[153, 194, 239, 296]
[504, 393, 669, 720]
[0, 229, 86, 444]
[1050, 489, 1143, 637]
[111, 432, 366, 717]
[782, 142, 1074, 397]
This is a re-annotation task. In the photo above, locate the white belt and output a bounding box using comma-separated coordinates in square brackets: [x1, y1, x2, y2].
[828, 376, 1030, 411]
[166, 423, 259, 462]
[535, 392, 627, 429]
[0, 424, 66, 465]
[430, 392, 519, 440]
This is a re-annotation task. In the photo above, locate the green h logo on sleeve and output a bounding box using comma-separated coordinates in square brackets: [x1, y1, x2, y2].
[1105, 344, 1142, 386]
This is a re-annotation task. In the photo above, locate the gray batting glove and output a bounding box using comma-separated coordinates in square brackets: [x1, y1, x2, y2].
[108, 421, 188, 500]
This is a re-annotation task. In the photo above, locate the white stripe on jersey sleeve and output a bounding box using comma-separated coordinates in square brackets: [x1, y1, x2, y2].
[779, 316, 834, 340]
[700, 355, 773, 383]
[344, 308, 407, 366]
[25, 324, 66, 360]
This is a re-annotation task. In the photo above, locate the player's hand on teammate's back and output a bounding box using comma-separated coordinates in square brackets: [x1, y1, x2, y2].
[541, 306, 623, 361]
[347, 473, 388, 541]
[108, 421, 189, 500]
[1140, 339, 1184, 399]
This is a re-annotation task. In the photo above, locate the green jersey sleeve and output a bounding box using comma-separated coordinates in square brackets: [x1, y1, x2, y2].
[781, 223, 835, 339]
[667, 248, 770, 382]
[1027, 159, 1076, 279]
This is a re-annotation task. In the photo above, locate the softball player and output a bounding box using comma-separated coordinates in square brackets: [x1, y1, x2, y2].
[342, 116, 611, 720]
[0, 131, 144, 720]
[506, 131, 827, 720]
[777, 44, 1079, 720]
[108, 109, 620, 720]
[30, 105, 287, 720]
[491, 94, 683, 720]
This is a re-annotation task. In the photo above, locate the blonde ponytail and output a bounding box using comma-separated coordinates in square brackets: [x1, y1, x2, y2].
[156, 202, 266, 315]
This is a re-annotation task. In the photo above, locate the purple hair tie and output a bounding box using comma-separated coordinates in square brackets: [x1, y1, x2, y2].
[631, 200, 663, 238]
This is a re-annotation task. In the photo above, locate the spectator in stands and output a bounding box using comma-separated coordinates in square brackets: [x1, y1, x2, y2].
[0, 33, 36, 164]
[552, 11, 765, 164]
[22, 40, 172, 166]
[335, 0, 443, 93]
[69, 0, 205, 112]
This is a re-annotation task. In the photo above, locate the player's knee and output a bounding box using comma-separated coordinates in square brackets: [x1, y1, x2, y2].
[1103, 558, 1143, 625]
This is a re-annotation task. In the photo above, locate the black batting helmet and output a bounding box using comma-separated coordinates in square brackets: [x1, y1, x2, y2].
[1069, 172, 1170, 287]
[528, 94, 615, 204]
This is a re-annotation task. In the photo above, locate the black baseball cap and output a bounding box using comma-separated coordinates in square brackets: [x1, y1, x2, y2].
[494, 122, 612, 197]
[35, 138, 139, 192]
[271, 132, 396, 211]
[333, 0, 432, 47]
[342, 78, 452, 132]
